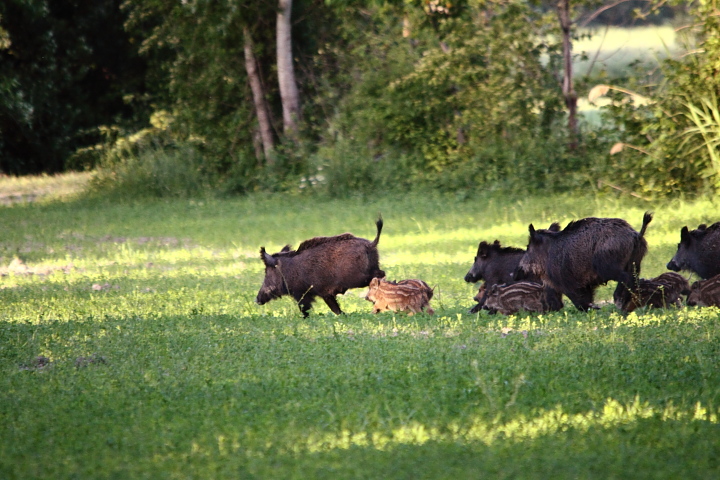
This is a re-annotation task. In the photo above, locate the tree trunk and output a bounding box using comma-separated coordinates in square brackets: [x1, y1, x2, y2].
[243, 26, 275, 165]
[277, 0, 300, 138]
[557, 0, 578, 150]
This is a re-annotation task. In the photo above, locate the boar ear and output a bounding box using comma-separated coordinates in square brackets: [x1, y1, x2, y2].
[548, 222, 561, 232]
[260, 247, 277, 267]
[680, 226, 690, 243]
[280, 244, 292, 252]
[528, 224, 537, 240]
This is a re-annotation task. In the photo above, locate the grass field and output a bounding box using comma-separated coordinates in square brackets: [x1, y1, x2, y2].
[2, 174, 720, 479]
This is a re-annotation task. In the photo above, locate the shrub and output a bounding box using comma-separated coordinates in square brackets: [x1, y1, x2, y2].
[89, 143, 214, 199]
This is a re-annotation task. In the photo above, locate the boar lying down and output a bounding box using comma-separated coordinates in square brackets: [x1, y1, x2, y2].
[256, 217, 385, 317]
[517, 212, 653, 311]
[687, 274, 720, 307]
[614, 272, 689, 313]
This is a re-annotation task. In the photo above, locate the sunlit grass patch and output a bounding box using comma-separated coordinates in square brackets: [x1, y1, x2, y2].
[0, 171, 91, 205]
[301, 396, 719, 453]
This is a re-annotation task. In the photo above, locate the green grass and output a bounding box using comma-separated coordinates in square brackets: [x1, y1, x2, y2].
[2, 176, 720, 479]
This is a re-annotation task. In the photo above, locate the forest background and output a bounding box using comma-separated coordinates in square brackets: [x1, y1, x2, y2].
[1, 0, 719, 199]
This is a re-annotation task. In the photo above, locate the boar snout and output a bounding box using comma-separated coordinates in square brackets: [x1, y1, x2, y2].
[666, 260, 680, 271]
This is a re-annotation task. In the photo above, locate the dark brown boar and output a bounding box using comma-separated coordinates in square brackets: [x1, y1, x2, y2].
[517, 212, 652, 312]
[614, 271, 690, 313]
[365, 277, 434, 314]
[465, 233, 562, 313]
[614, 279, 683, 313]
[256, 217, 385, 317]
[686, 274, 720, 307]
[667, 222, 720, 279]
[483, 282, 553, 315]
[652, 272, 691, 296]
[472, 284, 487, 306]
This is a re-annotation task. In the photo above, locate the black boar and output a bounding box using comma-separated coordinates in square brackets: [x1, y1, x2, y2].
[365, 277, 434, 315]
[687, 274, 720, 307]
[517, 212, 652, 311]
[256, 217, 385, 317]
[667, 222, 720, 279]
[484, 282, 553, 315]
[465, 240, 527, 285]
[465, 233, 562, 313]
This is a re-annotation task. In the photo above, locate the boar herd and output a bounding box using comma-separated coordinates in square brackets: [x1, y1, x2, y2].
[256, 214, 720, 317]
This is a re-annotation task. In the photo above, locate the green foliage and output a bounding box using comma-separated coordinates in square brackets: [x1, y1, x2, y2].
[2, 189, 720, 477]
[0, 0, 149, 174]
[315, 1, 582, 195]
[595, 0, 720, 197]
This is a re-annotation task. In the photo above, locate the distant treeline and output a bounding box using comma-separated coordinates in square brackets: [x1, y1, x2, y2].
[0, 0, 717, 198]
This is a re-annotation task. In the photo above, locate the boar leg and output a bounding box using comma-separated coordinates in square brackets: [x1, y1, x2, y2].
[544, 287, 564, 311]
[322, 296, 344, 315]
[469, 303, 483, 314]
[298, 298, 314, 318]
[566, 287, 595, 311]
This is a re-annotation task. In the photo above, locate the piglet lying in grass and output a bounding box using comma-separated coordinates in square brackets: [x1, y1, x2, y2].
[365, 277, 434, 315]
[614, 272, 689, 313]
[687, 274, 720, 307]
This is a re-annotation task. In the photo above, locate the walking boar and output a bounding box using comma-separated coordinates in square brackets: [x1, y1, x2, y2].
[687, 274, 720, 307]
[516, 212, 652, 311]
[483, 282, 553, 315]
[465, 234, 562, 312]
[256, 217, 385, 317]
[667, 222, 720, 279]
[365, 277, 434, 315]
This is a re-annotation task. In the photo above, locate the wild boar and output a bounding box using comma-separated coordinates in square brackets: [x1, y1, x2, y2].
[686, 274, 720, 307]
[464, 240, 527, 285]
[667, 222, 720, 279]
[517, 212, 653, 311]
[256, 217, 385, 317]
[614, 271, 690, 313]
[465, 234, 562, 313]
[365, 277, 434, 315]
[614, 278, 683, 313]
[483, 282, 552, 315]
[472, 284, 487, 308]
[652, 272, 691, 296]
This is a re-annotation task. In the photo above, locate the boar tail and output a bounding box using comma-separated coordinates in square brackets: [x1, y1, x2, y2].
[371, 215, 384, 247]
[639, 211, 653, 239]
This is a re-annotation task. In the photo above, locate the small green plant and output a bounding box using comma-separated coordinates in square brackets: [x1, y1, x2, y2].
[679, 93, 720, 187]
